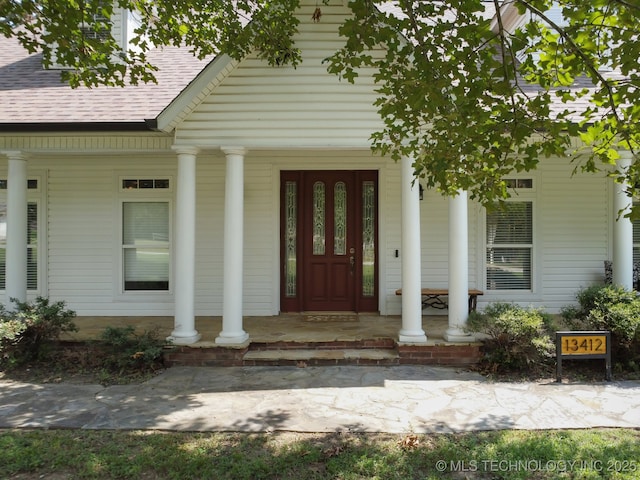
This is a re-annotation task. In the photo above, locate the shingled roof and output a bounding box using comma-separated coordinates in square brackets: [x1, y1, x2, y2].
[0, 4, 613, 132]
[0, 33, 211, 128]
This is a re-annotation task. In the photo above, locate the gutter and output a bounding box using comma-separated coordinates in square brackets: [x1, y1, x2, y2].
[0, 120, 158, 133]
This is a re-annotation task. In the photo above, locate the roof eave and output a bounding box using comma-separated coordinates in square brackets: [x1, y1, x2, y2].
[0, 121, 158, 133]
[155, 53, 238, 133]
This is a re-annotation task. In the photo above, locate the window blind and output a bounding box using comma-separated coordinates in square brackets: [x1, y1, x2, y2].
[0, 202, 37, 290]
[27, 203, 37, 289]
[0, 203, 5, 290]
[122, 202, 169, 291]
[486, 202, 533, 290]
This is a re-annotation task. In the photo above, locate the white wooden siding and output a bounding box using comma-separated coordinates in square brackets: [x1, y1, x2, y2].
[381, 160, 402, 314]
[421, 193, 451, 288]
[46, 156, 177, 315]
[193, 154, 225, 314]
[243, 156, 277, 315]
[0, 148, 614, 316]
[174, 2, 384, 148]
[538, 157, 609, 310]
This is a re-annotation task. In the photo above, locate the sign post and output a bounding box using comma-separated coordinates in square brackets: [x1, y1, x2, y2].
[556, 331, 611, 382]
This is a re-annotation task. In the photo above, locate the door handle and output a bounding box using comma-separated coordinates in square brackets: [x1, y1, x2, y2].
[349, 247, 355, 275]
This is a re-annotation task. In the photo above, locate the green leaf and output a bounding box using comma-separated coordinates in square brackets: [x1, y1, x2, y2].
[2, 0, 640, 207]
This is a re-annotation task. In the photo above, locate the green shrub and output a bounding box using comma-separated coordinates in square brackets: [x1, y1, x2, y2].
[561, 285, 640, 369]
[468, 303, 554, 372]
[99, 326, 166, 373]
[0, 297, 77, 366]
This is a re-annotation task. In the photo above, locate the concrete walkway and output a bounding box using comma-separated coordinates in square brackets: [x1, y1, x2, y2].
[1, 366, 639, 433]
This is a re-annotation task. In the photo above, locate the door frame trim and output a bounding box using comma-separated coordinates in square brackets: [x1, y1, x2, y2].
[279, 169, 379, 313]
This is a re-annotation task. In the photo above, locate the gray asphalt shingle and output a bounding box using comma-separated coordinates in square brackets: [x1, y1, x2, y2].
[0, 34, 211, 124]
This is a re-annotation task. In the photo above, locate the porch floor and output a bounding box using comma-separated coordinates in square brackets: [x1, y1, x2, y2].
[62, 314, 482, 367]
[63, 314, 451, 344]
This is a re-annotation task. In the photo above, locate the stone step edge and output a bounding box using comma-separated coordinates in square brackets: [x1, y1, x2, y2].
[243, 348, 399, 361]
[248, 340, 396, 350]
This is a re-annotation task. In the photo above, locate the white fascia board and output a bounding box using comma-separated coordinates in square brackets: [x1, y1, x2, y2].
[154, 53, 239, 133]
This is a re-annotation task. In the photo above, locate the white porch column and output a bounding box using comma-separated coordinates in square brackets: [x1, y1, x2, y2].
[444, 190, 474, 342]
[399, 155, 427, 343]
[5, 151, 28, 307]
[612, 150, 634, 290]
[169, 146, 201, 345]
[216, 147, 249, 345]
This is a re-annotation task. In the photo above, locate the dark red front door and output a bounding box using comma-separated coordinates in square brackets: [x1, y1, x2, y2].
[280, 171, 378, 312]
[303, 171, 356, 311]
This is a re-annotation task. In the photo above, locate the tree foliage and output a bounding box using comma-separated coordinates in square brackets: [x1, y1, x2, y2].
[2, 0, 640, 207]
[0, 0, 303, 86]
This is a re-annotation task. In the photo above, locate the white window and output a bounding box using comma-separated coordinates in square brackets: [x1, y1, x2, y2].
[47, 4, 133, 70]
[120, 178, 171, 293]
[485, 178, 535, 291]
[0, 179, 40, 291]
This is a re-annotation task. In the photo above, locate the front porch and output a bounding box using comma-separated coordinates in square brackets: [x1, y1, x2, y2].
[62, 314, 482, 367]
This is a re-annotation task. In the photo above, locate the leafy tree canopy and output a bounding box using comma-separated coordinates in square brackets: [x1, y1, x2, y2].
[2, 0, 640, 209]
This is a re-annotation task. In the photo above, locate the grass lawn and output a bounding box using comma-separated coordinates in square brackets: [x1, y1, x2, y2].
[1, 428, 639, 479]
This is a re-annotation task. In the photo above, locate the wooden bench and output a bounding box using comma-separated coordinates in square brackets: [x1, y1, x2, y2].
[395, 288, 484, 313]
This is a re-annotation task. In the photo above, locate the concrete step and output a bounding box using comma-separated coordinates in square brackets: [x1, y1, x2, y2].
[164, 342, 482, 367]
[242, 348, 399, 366]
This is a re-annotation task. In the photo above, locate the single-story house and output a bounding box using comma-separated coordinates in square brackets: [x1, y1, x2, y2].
[1, 0, 636, 350]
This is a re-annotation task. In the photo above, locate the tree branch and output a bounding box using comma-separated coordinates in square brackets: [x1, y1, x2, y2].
[516, 0, 629, 148]
[493, 0, 522, 122]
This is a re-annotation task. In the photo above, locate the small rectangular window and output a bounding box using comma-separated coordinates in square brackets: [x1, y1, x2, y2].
[80, 10, 112, 41]
[0, 179, 39, 190]
[504, 178, 533, 189]
[121, 178, 170, 190]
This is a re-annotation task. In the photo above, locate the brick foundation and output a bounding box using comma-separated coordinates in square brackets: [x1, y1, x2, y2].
[397, 344, 482, 365]
[164, 340, 481, 367]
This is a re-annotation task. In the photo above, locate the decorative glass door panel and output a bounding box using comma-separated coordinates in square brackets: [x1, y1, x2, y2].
[362, 181, 376, 297]
[284, 181, 297, 298]
[312, 182, 326, 255]
[280, 171, 378, 312]
[333, 182, 347, 255]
